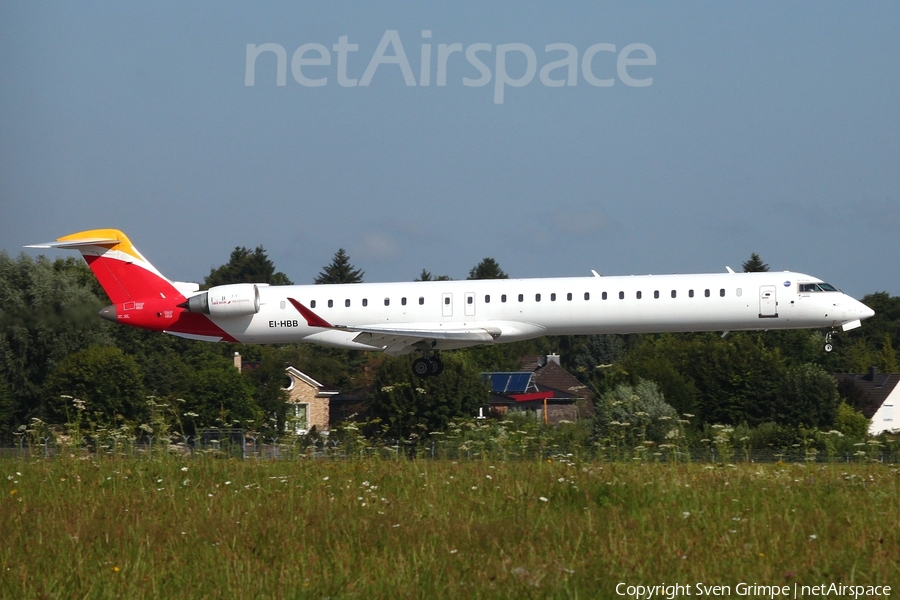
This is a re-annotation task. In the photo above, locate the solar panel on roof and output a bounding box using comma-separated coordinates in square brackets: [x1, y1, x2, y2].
[483, 372, 534, 394]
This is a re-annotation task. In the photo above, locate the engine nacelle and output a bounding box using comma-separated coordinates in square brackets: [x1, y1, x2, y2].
[183, 284, 260, 317]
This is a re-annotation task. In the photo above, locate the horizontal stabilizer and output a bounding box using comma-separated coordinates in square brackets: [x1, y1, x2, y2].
[26, 238, 121, 249]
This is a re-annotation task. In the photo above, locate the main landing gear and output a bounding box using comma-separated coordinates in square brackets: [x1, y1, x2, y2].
[412, 352, 444, 377]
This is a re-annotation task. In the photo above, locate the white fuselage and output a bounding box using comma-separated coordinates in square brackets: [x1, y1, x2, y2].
[207, 271, 873, 354]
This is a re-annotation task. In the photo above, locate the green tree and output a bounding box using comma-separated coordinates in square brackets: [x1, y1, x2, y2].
[415, 269, 451, 281]
[314, 249, 364, 284]
[742, 253, 769, 272]
[467, 258, 508, 280]
[368, 354, 489, 440]
[204, 246, 292, 288]
[772, 363, 841, 428]
[180, 358, 260, 431]
[42, 345, 146, 426]
[0, 253, 112, 425]
[593, 379, 678, 444]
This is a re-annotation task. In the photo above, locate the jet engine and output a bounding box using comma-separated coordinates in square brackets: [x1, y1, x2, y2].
[181, 284, 260, 317]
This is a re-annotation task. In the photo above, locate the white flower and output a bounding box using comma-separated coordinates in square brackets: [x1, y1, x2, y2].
[539, 496, 549, 502]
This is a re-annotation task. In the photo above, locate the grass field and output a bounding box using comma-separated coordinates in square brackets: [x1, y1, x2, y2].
[1, 456, 898, 599]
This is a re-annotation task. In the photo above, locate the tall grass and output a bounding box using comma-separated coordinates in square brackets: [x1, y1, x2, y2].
[1, 456, 897, 599]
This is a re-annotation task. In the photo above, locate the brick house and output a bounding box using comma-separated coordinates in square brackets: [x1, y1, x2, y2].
[283, 366, 339, 434]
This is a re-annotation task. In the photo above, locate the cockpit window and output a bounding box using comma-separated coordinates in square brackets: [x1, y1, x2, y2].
[799, 283, 838, 292]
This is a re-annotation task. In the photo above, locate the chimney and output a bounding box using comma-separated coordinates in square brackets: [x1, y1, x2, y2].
[546, 353, 561, 366]
[867, 366, 878, 381]
[234, 351, 242, 371]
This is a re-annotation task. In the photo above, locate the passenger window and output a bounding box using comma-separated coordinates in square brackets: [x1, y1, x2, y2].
[736, 288, 742, 297]
[654, 291, 659, 299]
[705, 289, 710, 298]
[467, 296, 473, 304]
[328, 300, 333, 308]
[384, 298, 390, 306]
[602, 292, 608, 300]
[419, 297, 424, 305]
[719, 289, 725, 297]
[535, 293, 541, 302]
[671, 290, 677, 298]
[311, 300, 317, 309]
[401, 297, 407, 306]
[584, 292, 590, 301]
[567, 293, 573, 301]
[362, 298, 368, 307]
[518, 294, 524, 302]
[637, 291, 642, 299]
[485, 295, 491, 303]
[550, 293, 556, 301]
[345, 299, 351, 307]
[618, 291, 624, 300]
[501, 294, 507, 302]
[444, 297, 450, 305]
[689, 289, 694, 298]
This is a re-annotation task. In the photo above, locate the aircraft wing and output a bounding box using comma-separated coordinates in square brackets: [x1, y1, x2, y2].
[288, 298, 499, 355]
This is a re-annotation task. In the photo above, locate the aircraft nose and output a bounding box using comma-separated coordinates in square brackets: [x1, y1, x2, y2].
[860, 303, 875, 320]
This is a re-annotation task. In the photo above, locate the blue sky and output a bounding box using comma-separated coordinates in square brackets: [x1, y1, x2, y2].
[2, 2, 898, 298]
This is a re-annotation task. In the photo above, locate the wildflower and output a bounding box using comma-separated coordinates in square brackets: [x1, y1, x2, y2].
[181, 467, 188, 472]
[538, 496, 549, 502]
[112, 566, 120, 573]
[682, 511, 690, 519]
[808, 534, 818, 541]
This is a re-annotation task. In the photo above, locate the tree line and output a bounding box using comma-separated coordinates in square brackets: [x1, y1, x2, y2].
[1, 246, 898, 449]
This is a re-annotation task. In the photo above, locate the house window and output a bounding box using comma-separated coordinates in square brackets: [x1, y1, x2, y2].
[289, 403, 308, 433]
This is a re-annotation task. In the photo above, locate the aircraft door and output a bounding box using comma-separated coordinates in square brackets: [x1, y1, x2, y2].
[465, 292, 476, 316]
[759, 285, 778, 318]
[442, 293, 453, 317]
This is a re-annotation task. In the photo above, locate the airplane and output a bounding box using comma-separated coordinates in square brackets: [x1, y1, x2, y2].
[28, 229, 875, 377]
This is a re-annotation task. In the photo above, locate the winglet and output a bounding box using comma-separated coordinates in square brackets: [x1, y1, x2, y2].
[288, 298, 334, 328]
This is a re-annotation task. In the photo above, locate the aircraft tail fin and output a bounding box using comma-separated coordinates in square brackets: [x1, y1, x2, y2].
[26, 229, 184, 304]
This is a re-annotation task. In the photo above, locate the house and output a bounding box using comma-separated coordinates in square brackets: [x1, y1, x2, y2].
[483, 354, 594, 425]
[283, 366, 339, 434]
[232, 353, 338, 434]
[835, 367, 900, 436]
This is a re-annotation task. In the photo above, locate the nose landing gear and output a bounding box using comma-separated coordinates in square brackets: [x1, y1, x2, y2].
[824, 330, 834, 353]
[412, 352, 444, 377]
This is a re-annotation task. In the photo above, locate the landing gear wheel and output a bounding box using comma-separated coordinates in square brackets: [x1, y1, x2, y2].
[413, 358, 432, 377]
[823, 330, 834, 354]
[429, 356, 444, 376]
